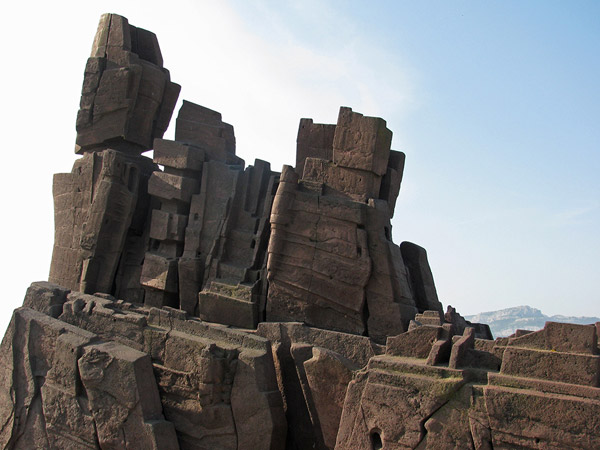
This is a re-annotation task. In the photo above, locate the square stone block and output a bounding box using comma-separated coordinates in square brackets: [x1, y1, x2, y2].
[332, 107, 392, 176]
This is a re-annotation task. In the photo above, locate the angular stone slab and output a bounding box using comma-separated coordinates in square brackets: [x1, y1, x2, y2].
[78, 341, 178, 449]
[140, 252, 178, 292]
[386, 325, 444, 359]
[147, 171, 200, 202]
[296, 118, 335, 176]
[149, 209, 188, 242]
[198, 282, 258, 329]
[153, 138, 204, 171]
[303, 157, 381, 202]
[332, 107, 392, 176]
[76, 14, 180, 153]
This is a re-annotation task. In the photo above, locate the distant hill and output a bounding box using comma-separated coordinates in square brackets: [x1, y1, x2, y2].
[465, 305, 600, 338]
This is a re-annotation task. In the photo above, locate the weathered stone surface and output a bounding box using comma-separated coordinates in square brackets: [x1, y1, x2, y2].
[147, 171, 200, 202]
[76, 14, 180, 153]
[198, 281, 257, 328]
[149, 209, 188, 242]
[7, 12, 600, 450]
[400, 241, 443, 313]
[257, 322, 379, 450]
[153, 138, 204, 171]
[333, 107, 392, 176]
[386, 324, 443, 358]
[508, 320, 598, 353]
[193, 158, 277, 328]
[484, 385, 600, 449]
[449, 327, 476, 369]
[378, 150, 405, 218]
[364, 199, 418, 343]
[336, 355, 466, 449]
[267, 165, 374, 335]
[78, 341, 178, 449]
[140, 253, 178, 292]
[49, 149, 157, 301]
[3, 286, 288, 449]
[303, 157, 382, 202]
[420, 384, 476, 450]
[175, 100, 236, 157]
[22, 281, 71, 318]
[500, 323, 600, 386]
[303, 347, 355, 449]
[296, 118, 335, 177]
[414, 309, 444, 326]
[0, 307, 177, 450]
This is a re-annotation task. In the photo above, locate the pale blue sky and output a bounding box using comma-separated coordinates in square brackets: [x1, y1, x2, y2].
[0, 1, 597, 332]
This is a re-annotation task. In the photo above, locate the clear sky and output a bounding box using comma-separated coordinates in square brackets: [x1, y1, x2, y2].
[0, 0, 598, 333]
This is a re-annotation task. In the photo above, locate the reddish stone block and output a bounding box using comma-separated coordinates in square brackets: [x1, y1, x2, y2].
[296, 118, 335, 176]
[332, 107, 392, 176]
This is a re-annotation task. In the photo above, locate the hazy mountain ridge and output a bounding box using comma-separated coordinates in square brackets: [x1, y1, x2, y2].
[466, 305, 600, 338]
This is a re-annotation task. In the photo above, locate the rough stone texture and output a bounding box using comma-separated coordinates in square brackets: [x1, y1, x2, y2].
[336, 320, 600, 449]
[257, 322, 381, 450]
[336, 356, 467, 449]
[0, 307, 177, 449]
[3, 12, 599, 450]
[332, 107, 392, 176]
[4, 287, 287, 450]
[175, 101, 237, 158]
[76, 14, 180, 153]
[296, 119, 335, 177]
[266, 165, 373, 335]
[22, 281, 71, 318]
[195, 157, 277, 329]
[49, 149, 157, 303]
[266, 106, 423, 340]
[400, 242, 443, 314]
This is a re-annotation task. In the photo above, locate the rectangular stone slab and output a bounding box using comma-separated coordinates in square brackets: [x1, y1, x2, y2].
[332, 107, 392, 176]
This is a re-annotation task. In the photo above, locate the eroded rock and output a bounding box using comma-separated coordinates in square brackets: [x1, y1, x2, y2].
[3, 12, 600, 450]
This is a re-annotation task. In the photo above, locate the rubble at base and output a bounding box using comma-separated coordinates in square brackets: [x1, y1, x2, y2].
[1, 13, 599, 450]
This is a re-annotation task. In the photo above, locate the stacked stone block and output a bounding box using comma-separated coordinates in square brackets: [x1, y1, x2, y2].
[267, 107, 439, 341]
[76, 14, 180, 154]
[30, 14, 600, 450]
[336, 318, 600, 449]
[50, 14, 180, 304]
[141, 138, 203, 307]
[135, 99, 279, 324]
[0, 285, 286, 449]
[193, 159, 278, 328]
[175, 100, 237, 158]
[49, 146, 158, 302]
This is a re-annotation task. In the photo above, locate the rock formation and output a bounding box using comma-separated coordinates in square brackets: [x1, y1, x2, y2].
[1, 13, 599, 450]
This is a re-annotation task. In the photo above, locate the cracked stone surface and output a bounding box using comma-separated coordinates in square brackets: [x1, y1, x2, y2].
[2, 12, 599, 450]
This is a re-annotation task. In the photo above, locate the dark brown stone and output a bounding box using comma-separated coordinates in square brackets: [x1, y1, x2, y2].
[7, 13, 600, 450]
[76, 14, 180, 153]
[153, 138, 205, 171]
[296, 118, 335, 176]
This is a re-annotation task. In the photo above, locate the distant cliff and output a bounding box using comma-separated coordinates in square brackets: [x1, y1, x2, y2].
[466, 305, 600, 337]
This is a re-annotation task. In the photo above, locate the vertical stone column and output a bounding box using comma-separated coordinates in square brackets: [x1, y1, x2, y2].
[195, 159, 278, 327]
[266, 107, 424, 341]
[141, 139, 203, 307]
[49, 13, 180, 302]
